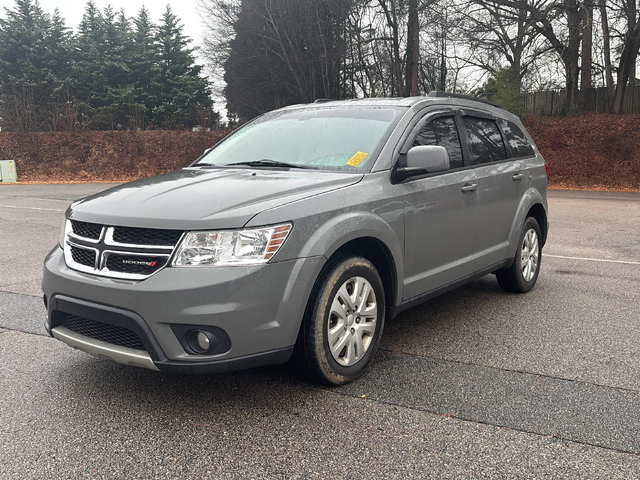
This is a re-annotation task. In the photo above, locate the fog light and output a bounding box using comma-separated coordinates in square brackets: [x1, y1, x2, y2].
[187, 329, 218, 354]
[196, 331, 210, 351]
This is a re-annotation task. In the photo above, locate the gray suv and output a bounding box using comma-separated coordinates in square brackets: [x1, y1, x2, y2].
[43, 92, 548, 385]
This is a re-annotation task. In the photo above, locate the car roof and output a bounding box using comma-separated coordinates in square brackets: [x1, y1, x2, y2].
[277, 93, 520, 122]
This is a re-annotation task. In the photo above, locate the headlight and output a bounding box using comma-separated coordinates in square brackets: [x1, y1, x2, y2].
[172, 223, 292, 267]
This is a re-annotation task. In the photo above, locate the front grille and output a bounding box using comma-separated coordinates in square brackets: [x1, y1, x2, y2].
[106, 253, 168, 275]
[112, 227, 183, 247]
[71, 220, 103, 240]
[61, 314, 146, 351]
[70, 246, 96, 267]
[64, 221, 182, 280]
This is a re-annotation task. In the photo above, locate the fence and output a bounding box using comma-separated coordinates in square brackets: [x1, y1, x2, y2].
[522, 84, 640, 115]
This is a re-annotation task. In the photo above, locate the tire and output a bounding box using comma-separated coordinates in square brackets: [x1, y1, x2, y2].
[496, 217, 542, 293]
[294, 256, 386, 385]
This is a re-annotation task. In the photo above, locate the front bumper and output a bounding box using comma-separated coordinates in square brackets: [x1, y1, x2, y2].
[43, 246, 325, 373]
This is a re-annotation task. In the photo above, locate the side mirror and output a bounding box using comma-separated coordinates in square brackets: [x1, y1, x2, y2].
[398, 145, 450, 179]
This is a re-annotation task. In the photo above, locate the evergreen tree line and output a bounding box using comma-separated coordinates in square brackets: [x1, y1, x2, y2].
[0, 0, 218, 131]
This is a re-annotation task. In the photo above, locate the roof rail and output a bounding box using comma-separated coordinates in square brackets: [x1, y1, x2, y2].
[314, 98, 333, 103]
[427, 91, 505, 110]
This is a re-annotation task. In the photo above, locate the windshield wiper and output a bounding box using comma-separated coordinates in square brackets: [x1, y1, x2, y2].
[224, 159, 313, 169]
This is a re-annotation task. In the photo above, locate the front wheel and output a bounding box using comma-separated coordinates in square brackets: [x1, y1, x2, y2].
[294, 256, 386, 385]
[496, 217, 542, 293]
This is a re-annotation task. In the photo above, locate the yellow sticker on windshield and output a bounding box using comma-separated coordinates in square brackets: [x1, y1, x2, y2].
[346, 151, 368, 167]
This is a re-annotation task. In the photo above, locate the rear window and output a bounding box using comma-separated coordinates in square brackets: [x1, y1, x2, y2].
[498, 118, 535, 158]
[462, 117, 507, 164]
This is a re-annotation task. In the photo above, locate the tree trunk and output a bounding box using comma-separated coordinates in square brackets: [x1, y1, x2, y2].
[580, 3, 593, 108]
[599, 0, 614, 93]
[562, 0, 582, 113]
[612, 20, 640, 112]
[405, 0, 419, 96]
[378, 0, 404, 96]
[629, 0, 637, 83]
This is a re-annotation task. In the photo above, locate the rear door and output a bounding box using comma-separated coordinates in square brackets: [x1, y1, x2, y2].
[458, 110, 528, 272]
[401, 111, 479, 299]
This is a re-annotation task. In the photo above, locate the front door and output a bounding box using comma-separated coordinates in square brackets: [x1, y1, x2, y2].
[402, 114, 479, 300]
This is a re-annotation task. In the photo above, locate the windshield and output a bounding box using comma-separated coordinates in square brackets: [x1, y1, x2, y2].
[195, 106, 406, 172]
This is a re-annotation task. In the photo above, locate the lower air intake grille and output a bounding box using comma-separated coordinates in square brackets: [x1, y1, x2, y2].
[60, 314, 146, 351]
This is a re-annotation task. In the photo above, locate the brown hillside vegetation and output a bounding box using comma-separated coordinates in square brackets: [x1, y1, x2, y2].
[524, 113, 640, 191]
[0, 130, 229, 183]
[0, 114, 638, 190]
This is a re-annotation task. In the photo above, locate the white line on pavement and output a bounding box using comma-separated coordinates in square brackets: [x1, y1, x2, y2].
[544, 254, 640, 266]
[2, 205, 65, 212]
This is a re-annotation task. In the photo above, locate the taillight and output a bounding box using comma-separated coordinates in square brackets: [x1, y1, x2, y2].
[544, 163, 550, 176]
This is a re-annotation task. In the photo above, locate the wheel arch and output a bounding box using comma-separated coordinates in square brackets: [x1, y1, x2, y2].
[507, 188, 548, 260]
[526, 203, 548, 246]
[297, 212, 404, 311]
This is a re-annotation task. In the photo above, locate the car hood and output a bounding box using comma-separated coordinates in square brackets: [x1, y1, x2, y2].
[69, 168, 363, 229]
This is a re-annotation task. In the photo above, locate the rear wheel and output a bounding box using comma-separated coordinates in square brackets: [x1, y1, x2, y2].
[496, 217, 542, 293]
[294, 256, 385, 385]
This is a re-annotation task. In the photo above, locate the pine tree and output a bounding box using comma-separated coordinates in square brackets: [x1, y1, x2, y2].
[155, 6, 214, 128]
[0, 0, 217, 131]
[0, 0, 72, 130]
[73, 1, 107, 127]
[131, 7, 161, 128]
[99, 7, 138, 128]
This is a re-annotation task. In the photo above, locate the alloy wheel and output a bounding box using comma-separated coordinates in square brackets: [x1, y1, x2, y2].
[327, 276, 378, 367]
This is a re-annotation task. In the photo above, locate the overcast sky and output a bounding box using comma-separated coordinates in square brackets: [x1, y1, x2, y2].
[0, 0, 206, 57]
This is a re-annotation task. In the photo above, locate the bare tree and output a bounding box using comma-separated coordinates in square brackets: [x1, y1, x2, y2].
[580, 1, 594, 108]
[406, 0, 419, 95]
[611, 6, 640, 111]
[452, 0, 552, 90]
[599, 0, 615, 91]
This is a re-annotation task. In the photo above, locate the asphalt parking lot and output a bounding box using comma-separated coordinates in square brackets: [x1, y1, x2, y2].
[1, 184, 639, 479]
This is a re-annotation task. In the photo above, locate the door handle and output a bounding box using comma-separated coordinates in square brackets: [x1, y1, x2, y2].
[461, 183, 478, 193]
[512, 173, 524, 181]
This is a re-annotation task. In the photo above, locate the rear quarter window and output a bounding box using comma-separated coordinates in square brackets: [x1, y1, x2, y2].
[498, 118, 535, 158]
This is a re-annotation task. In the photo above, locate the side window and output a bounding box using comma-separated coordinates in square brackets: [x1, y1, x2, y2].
[413, 116, 464, 169]
[497, 118, 535, 158]
[462, 117, 507, 164]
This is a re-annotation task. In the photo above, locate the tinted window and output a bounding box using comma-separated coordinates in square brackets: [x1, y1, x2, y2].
[498, 118, 535, 157]
[462, 117, 507, 164]
[413, 116, 464, 169]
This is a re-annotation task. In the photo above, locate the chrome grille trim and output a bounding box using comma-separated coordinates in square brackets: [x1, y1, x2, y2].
[64, 240, 100, 274]
[68, 224, 105, 244]
[62, 220, 182, 281]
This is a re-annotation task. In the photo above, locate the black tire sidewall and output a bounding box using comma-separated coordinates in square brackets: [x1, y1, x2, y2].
[515, 217, 542, 291]
[311, 257, 386, 383]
